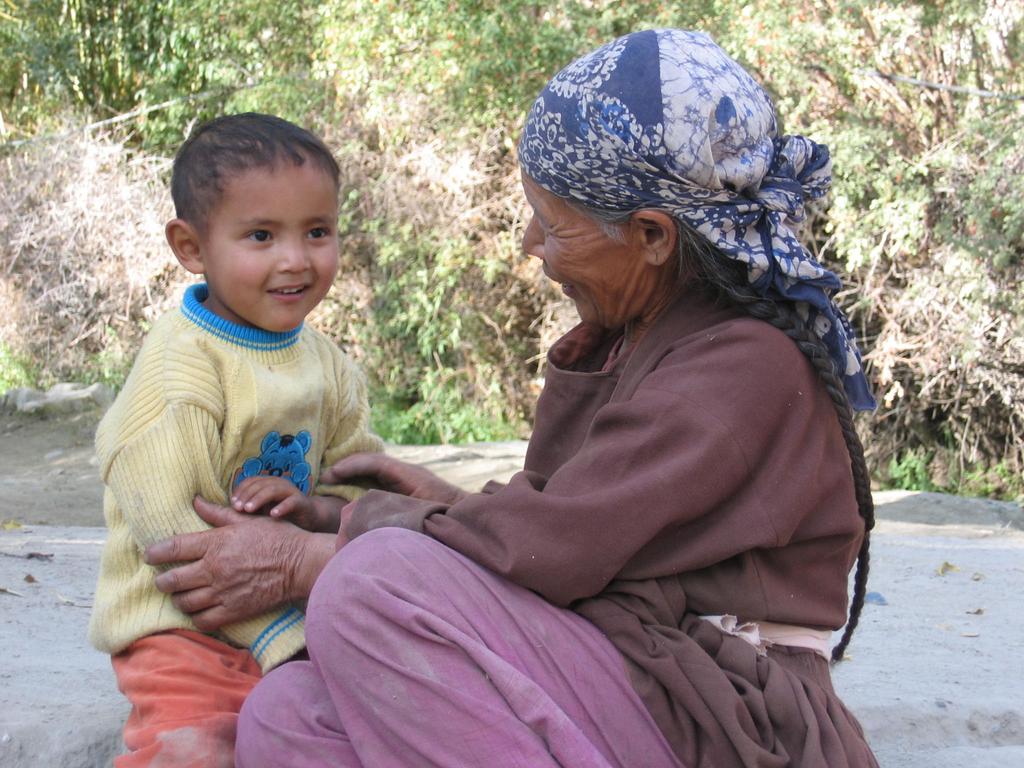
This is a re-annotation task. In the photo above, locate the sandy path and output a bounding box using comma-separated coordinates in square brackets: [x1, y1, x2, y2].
[1, 408, 1022, 766]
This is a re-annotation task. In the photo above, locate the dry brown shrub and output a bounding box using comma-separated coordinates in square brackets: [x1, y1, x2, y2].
[858, 243, 1024, 493]
[314, 95, 565, 432]
[0, 128, 182, 384]
[849, 119, 1024, 494]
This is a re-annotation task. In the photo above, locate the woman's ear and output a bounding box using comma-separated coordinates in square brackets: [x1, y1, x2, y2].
[165, 218, 205, 275]
[630, 211, 677, 266]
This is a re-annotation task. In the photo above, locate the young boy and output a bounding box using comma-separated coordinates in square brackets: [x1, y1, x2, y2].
[88, 113, 383, 767]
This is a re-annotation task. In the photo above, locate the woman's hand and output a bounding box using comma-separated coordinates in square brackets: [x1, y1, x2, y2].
[321, 452, 469, 506]
[144, 496, 336, 631]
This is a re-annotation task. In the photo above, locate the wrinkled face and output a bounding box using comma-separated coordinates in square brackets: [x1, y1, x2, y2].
[521, 174, 669, 330]
[187, 161, 339, 332]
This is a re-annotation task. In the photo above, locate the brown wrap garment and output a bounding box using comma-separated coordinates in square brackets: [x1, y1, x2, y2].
[347, 288, 878, 767]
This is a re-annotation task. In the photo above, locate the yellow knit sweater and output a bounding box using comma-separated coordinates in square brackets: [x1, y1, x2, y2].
[89, 284, 383, 672]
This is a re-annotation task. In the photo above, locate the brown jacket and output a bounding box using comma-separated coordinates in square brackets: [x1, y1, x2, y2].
[348, 288, 876, 766]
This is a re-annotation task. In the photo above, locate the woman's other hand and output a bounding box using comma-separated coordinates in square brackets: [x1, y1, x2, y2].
[321, 452, 468, 506]
[144, 496, 335, 630]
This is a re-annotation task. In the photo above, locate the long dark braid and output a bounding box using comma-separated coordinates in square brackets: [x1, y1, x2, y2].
[677, 225, 875, 662]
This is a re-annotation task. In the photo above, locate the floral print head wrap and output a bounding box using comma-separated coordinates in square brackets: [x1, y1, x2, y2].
[518, 29, 876, 411]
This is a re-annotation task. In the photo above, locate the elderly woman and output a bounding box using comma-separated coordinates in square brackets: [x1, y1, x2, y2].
[149, 29, 878, 767]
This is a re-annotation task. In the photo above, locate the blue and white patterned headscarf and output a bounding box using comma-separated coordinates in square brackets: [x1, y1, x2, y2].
[518, 29, 876, 411]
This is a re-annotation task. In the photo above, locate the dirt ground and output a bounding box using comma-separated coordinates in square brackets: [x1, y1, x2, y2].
[3, 406, 1024, 767]
[0, 409, 106, 527]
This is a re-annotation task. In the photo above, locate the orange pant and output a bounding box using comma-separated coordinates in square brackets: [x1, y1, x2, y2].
[111, 629, 263, 768]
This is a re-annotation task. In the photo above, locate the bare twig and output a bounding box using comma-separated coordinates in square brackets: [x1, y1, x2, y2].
[0, 82, 262, 151]
[855, 68, 1024, 101]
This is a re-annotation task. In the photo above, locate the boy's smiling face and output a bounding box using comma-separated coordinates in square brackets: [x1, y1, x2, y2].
[167, 160, 340, 333]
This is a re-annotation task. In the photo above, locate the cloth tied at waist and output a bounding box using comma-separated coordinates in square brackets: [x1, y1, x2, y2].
[700, 614, 832, 660]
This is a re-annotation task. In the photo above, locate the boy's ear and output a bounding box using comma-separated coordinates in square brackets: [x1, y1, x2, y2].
[165, 218, 205, 275]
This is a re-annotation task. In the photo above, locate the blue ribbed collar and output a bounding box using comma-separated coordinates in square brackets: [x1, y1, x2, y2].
[180, 284, 303, 351]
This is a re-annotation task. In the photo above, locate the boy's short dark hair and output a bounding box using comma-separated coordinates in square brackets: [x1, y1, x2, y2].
[171, 113, 340, 229]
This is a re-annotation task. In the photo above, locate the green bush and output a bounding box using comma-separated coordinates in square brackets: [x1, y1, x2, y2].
[0, 342, 37, 392]
[2, 1, 1023, 478]
[886, 449, 936, 492]
[0, 0, 330, 148]
[318, 1, 682, 130]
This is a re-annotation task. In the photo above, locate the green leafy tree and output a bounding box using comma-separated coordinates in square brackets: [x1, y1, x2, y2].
[1, 0, 330, 145]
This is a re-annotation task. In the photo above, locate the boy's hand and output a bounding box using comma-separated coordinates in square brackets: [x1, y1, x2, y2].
[231, 476, 322, 531]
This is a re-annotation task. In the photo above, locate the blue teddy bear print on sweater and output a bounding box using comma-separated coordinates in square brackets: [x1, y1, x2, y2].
[233, 430, 313, 494]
